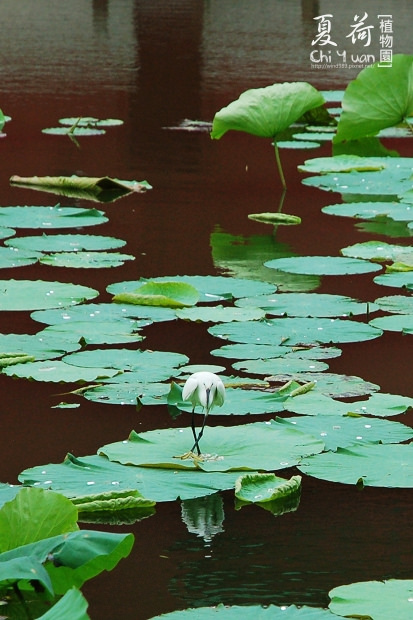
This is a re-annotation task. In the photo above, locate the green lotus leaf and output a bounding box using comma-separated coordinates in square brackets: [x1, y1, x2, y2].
[0, 227, 15, 239]
[72, 489, 155, 516]
[369, 314, 413, 335]
[234, 472, 302, 503]
[276, 415, 413, 451]
[0, 332, 81, 360]
[0, 484, 23, 509]
[247, 213, 301, 225]
[374, 271, 413, 289]
[108, 275, 276, 303]
[211, 82, 324, 139]
[268, 372, 379, 399]
[278, 140, 320, 149]
[293, 132, 332, 142]
[3, 360, 120, 383]
[38, 587, 90, 620]
[298, 154, 386, 174]
[149, 605, 336, 619]
[0, 280, 99, 311]
[99, 423, 325, 472]
[0, 488, 78, 552]
[0, 246, 41, 268]
[334, 55, 413, 143]
[83, 381, 169, 407]
[179, 364, 226, 375]
[40, 251, 135, 269]
[31, 302, 172, 325]
[232, 357, 328, 375]
[208, 317, 382, 346]
[63, 349, 188, 380]
[341, 241, 413, 263]
[39, 320, 146, 345]
[322, 201, 413, 222]
[264, 256, 381, 276]
[113, 281, 199, 308]
[235, 292, 374, 317]
[58, 117, 124, 127]
[0, 556, 54, 597]
[302, 166, 413, 197]
[0, 206, 108, 229]
[357, 218, 412, 239]
[374, 295, 413, 314]
[328, 579, 413, 620]
[42, 126, 106, 136]
[298, 443, 413, 487]
[211, 342, 341, 361]
[175, 304, 265, 322]
[19, 453, 248, 502]
[5, 233, 126, 252]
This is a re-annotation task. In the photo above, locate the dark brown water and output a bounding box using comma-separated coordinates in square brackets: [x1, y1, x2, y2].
[1, 2, 413, 618]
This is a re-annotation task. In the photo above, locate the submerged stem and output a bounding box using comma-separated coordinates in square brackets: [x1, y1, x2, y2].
[273, 140, 287, 190]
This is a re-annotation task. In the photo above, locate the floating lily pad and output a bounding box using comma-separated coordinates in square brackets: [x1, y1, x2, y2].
[63, 349, 189, 381]
[40, 251, 135, 269]
[3, 360, 120, 383]
[83, 381, 170, 407]
[109, 275, 276, 303]
[175, 305, 265, 323]
[269, 373, 379, 398]
[374, 271, 413, 289]
[264, 256, 381, 276]
[211, 343, 291, 360]
[42, 126, 106, 136]
[19, 453, 252, 502]
[0, 332, 80, 360]
[31, 302, 174, 325]
[298, 443, 413, 487]
[278, 140, 320, 149]
[235, 472, 301, 503]
[113, 281, 199, 308]
[150, 604, 336, 619]
[341, 241, 413, 263]
[248, 213, 301, 226]
[5, 233, 126, 252]
[99, 423, 325, 472]
[173, 386, 288, 416]
[39, 320, 146, 345]
[374, 295, 413, 314]
[277, 415, 413, 451]
[302, 166, 413, 197]
[0, 206, 108, 229]
[298, 154, 386, 174]
[329, 579, 413, 620]
[232, 357, 328, 375]
[369, 314, 413, 335]
[58, 117, 124, 127]
[322, 201, 413, 222]
[0, 280, 99, 311]
[0, 246, 41, 268]
[0, 227, 15, 239]
[293, 132, 332, 142]
[235, 292, 374, 317]
[209, 317, 382, 346]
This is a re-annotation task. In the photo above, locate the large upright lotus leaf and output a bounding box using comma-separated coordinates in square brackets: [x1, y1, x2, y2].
[39, 320, 146, 346]
[322, 201, 413, 222]
[3, 360, 120, 383]
[341, 241, 413, 263]
[113, 281, 199, 308]
[19, 453, 249, 502]
[99, 423, 325, 472]
[375, 295, 413, 314]
[0, 488, 78, 552]
[40, 251, 135, 269]
[0, 332, 81, 360]
[5, 233, 126, 252]
[209, 317, 382, 346]
[277, 415, 413, 451]
[374, 271, 413, 289]
[38, 587, 90, 620]
[150, 604, 337, 619]
[0, 246, 41, 268]
[235, 293, 374, 317]
[264, 256, 381, 276]
[298, 443, 413, 487]
[232, 357, 328, 375]
[63, 348, 189, 381]
[31, 302, 172, 325]
[334, 55, 413, 143]
[175, 305, 265, 323]
[211, 82, 324, 139]
[298, 154, 386, 174]
[108, 275, 276, 303]
[0, 280, 99, 311]
[174, 386, 287, 416]
[0, 206, 108, 229]
[329, 579, 413, 620]
[369, 314, 413, 335]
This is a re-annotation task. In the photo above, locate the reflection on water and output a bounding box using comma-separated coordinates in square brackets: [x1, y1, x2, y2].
[181, 493, 225, 543]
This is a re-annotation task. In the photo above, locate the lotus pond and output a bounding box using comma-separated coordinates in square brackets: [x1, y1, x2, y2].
[1, 2, 413, 619]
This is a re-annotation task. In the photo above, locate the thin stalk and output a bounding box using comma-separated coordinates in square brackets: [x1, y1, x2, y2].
[273, 140, 287, 190]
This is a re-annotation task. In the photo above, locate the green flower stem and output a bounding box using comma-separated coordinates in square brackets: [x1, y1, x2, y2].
[273, 140, 287, 190]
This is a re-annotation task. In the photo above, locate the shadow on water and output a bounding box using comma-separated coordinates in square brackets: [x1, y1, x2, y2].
[2, 1, 413, 618]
